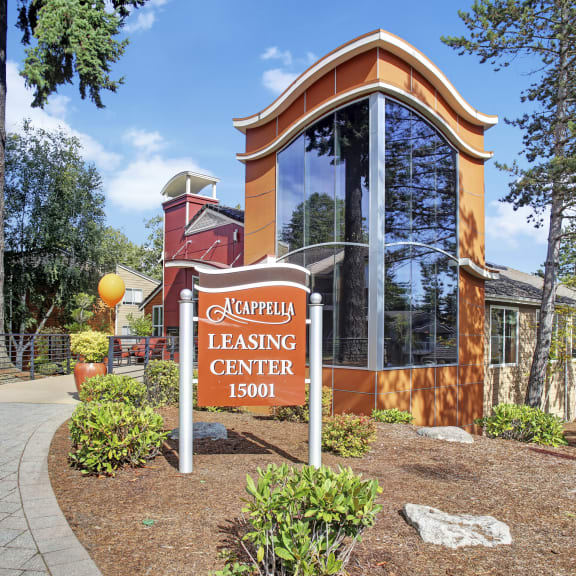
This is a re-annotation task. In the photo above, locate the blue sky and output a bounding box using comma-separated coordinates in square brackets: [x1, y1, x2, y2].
[6, 0, 549, 273]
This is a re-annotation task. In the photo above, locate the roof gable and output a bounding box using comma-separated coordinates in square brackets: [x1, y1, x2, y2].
[185, 205, 244, 236]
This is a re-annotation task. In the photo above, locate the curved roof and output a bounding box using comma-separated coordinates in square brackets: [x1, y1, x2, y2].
[161, 171, 219, 199]
[233, 29, 497, 133]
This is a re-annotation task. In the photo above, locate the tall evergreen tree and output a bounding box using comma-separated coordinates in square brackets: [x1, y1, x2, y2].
[443, 0, 576, 407]
[0, 0, 150, 333]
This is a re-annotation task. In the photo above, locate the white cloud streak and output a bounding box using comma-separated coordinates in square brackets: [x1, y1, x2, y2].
[106, 156, 209, 210]
[261, 46, 293, 67]
[124, 0, 169, 32]
[485, 201, 548, 249]
[262, 68, 298, 95]
[124, 128, 165, 154]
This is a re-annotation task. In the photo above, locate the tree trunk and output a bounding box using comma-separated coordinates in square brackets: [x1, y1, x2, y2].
[0, 0, 6, 337]
[339, 164, 367, 365]
[526, 6, 569, 407]
[527, 197, 562, 406]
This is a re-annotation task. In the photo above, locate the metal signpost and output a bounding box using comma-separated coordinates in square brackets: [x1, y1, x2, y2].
[178, 264, 323, 473]
[308, 293, 323, 468]
[178, 288, 194, 474]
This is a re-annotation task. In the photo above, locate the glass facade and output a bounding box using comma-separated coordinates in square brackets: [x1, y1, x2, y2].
[277, 96, 458, 369]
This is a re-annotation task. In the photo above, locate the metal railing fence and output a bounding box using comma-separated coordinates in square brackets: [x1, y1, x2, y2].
[0, 333, 181, 384]
[0, 333, 72, 382]
[106, 335, 180, 381]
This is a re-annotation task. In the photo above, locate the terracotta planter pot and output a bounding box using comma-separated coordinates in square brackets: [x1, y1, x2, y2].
[74, 362, 107, 393]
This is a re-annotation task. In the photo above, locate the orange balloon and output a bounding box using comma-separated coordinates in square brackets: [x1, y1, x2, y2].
[98, 274, 126, 308]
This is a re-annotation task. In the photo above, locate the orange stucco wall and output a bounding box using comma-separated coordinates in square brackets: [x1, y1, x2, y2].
[238, 33, 491, 428]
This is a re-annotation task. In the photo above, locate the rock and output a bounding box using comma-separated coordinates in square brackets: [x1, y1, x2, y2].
[403, 503, 512, 549]
[417, 426, 474, 444]
[169, 423, 228, 441]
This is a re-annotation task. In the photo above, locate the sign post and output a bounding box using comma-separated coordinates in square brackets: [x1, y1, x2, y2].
[308, 293, 323, 468]
[177, 263, 322, 472]
[178, 288, 194, 474]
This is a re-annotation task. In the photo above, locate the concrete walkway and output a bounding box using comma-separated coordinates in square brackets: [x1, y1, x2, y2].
[0, 375, 102, 575]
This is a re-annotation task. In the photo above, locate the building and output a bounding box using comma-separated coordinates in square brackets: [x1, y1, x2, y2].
[115, 264, 160, 336]
[485, 265, 576, 421]
[233, 30, 497, 429]
[148, 171, 244, 338]
[151, 30, 575, 426]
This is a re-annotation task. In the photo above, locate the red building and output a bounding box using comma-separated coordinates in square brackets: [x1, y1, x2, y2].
[142, 171, 244, 337]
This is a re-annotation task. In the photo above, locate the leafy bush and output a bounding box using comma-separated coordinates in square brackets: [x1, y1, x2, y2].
[69, 401, 167, 475]
[35, 361, 62, 376]
[274, 385, 332, 423]
[79, 374, 147, 406]
[322, 414, 377, 458]
[126, 312, 153, 337]
[70, 330, 109, 362]
[372, 408, 414, 424]
[144, 360, 179, 407]
[476, 403, 567, 447]
[214, 464, 382, 576]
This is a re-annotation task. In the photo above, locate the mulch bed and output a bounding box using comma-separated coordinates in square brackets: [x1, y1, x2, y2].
[48, 409, 576, 576]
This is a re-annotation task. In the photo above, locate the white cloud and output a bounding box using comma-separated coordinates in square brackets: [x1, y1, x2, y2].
[6, 60, 122, 170]
[124, 0, 169, 32]
[260, 46, 318, 95]
[485, 201, 549, 249]
[124, 128, 165, 154]
[106, 156, 209, 211]
[306, 52, 318, 65]
[262, 68, 298, 95]
[261, 46, 293, 67]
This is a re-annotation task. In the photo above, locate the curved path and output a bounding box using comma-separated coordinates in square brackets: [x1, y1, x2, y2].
[0, 375, 102, 576]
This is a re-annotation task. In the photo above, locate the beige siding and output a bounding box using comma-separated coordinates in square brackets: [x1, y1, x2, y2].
[484, 303, 576, 419]
[115, 266, 159, 336]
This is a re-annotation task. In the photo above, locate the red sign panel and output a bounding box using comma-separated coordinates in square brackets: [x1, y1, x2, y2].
[197, 264, 308, 407]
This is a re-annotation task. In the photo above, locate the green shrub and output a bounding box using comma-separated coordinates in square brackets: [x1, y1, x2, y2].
[322, 414, 377, 457]
[79, 374, 147, 406]
[372, 408, 414, 424]
[214, 463, 382, 576]
[35, 361, 62, 376]
[70, 330, 109, 362]
[144, 360, 179, 407]
[69, 401, 167, 475]
[476, 403, 567, 447]
[274, 385, 332, 422]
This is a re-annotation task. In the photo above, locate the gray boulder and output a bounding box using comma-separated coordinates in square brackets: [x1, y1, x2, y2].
[417, 426, 474, 444]
[403, 503, 512, 548]
[169, 422, 228, 441]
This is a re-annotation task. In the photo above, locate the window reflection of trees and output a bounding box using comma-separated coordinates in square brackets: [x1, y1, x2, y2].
[384, 101, 458, 367]
[276, 98, 458, 369]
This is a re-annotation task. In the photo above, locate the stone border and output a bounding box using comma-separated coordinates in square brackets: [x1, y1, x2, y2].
[19, 406, 103, 576]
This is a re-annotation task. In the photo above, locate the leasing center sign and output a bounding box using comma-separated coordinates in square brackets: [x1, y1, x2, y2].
[197, 263, 309, 407]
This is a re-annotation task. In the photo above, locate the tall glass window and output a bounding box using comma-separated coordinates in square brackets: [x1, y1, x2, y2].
[277, 97, 458, 368]
[384, 100, 458, 366]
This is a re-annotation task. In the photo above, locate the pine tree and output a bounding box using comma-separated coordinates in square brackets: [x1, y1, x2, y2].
[0, 0, 150, 335]
[442, 0, 576, 407]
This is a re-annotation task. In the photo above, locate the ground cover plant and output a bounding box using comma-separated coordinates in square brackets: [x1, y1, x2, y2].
[322, 414, 376, 457]
[372, 408, 414, 424]
[274, 385, 332, 423]
[215, 464, 382, 576]
[79, 374, 147, 406]
[68, 401, 167, 475]
[144, 360, 180, 407]
[476, 403, 567, 447]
